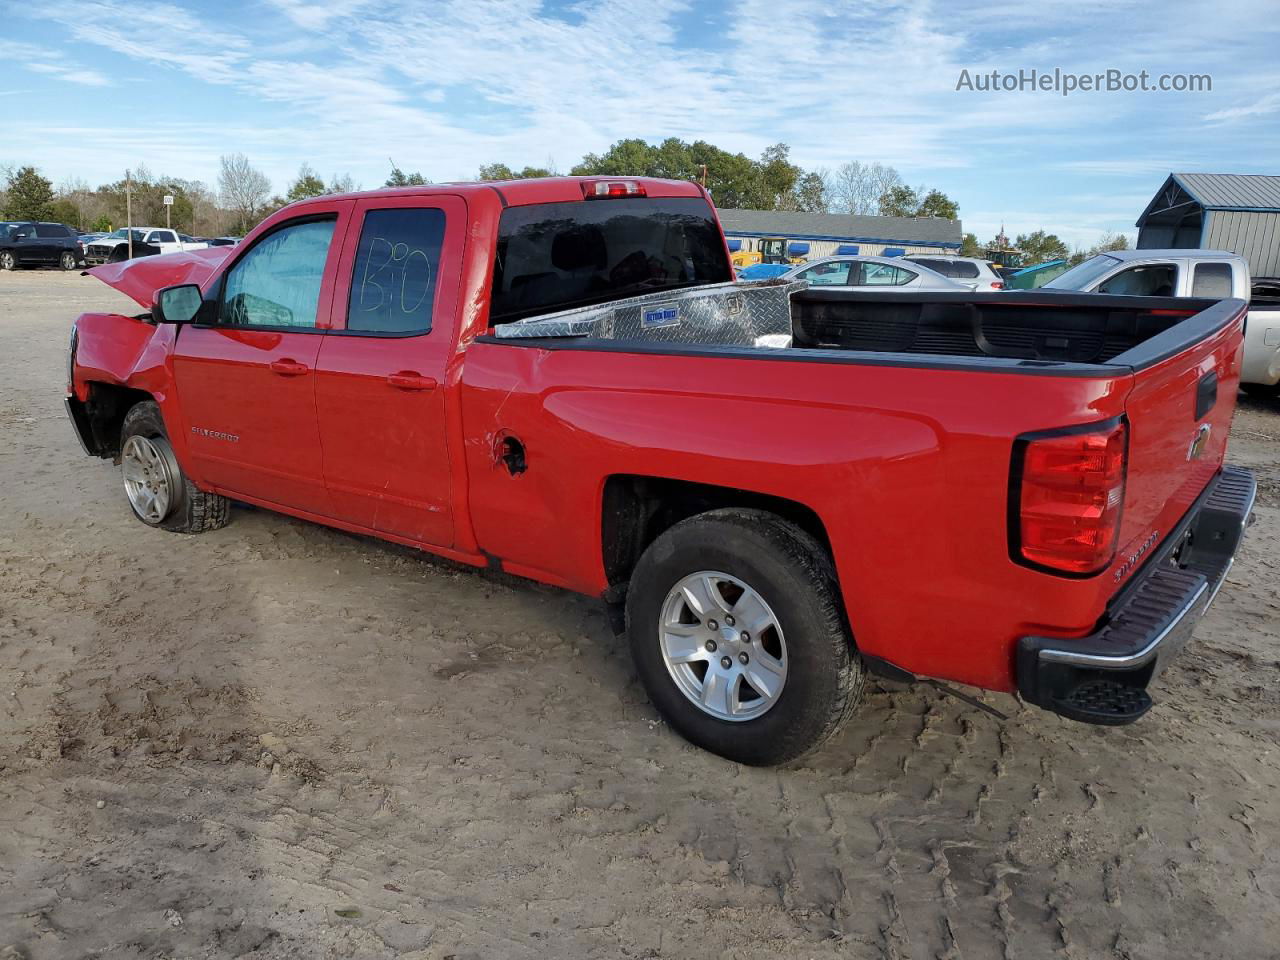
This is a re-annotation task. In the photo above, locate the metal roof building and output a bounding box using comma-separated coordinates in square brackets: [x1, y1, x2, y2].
[1136, 173, 1280, 278]
[717, 208, 962, 260]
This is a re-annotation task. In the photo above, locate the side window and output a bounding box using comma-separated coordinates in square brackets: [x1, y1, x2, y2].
[1191, 262, 1233, 299]
[222, 218, 336, 329]
[347, 207, 446, 334]
[1096, 264, 1176, 296]
[863, 263, 915, 285]
[911, 258, 948, 275]
[35, 223, 63, 238]
[796, 261, 852, 285]
[952, 261, 980, 278]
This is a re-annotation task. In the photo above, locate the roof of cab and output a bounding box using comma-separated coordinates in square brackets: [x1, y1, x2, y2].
[305, 176, 708, 208]
[1104, 248, 1242, 261]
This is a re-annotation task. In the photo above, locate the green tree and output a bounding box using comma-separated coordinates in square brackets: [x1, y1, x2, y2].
[286, 163, 327, 203]
[49, 197, 82, 229]
[877, 184, 919, 217]
[792, 171, 829, 213]
[960, 232, 981, 256]
[3, 166, 54, 220]
[1014, 230, 1070, 264]
[916, 189, 959, 220]
[478, 162, 554, 180]
[386, 165, 427, 187]
[91, 214, 113, 232]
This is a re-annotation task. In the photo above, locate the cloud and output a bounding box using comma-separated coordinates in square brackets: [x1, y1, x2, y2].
[0, 37, 111, 87]
[1204, 91, 1280, 123]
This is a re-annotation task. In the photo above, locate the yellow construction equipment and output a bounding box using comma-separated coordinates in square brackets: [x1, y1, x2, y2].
[730, 237, 805, 269]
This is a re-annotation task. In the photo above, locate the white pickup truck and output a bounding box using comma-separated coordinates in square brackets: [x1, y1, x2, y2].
[83, 228, 209, 266]
[1044, 249, 1280, 394]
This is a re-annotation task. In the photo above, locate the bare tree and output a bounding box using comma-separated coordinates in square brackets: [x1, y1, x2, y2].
[828, 161, 904, 216]
[218, 153, 272, 234]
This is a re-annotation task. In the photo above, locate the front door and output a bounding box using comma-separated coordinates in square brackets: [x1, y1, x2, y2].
[173, 207, 351, 515]
[313, 195, 465, 547]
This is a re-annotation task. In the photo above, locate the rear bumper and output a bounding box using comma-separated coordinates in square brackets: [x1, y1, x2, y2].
[1016, 465, 1256, 724]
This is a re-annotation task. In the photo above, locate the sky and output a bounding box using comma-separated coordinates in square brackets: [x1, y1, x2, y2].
[2, 0, 1278, 247]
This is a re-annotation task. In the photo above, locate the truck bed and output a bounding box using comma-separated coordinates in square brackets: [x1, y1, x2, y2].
[493, 282, 1241, 373]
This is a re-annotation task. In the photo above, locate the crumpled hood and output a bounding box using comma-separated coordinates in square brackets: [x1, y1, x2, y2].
[85, 246, 233, 307]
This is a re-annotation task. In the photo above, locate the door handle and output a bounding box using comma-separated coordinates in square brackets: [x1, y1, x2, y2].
[387, 372, 438, 391]
[269, 359, 310, 377]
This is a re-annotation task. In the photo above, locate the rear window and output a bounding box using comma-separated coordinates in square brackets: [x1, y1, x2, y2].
[1191, 262, 1233, 299]
[490, 197, 731, 324]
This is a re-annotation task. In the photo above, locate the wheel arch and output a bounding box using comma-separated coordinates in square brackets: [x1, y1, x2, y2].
[74, 382, 158, 460]
[601, 474, 837, 595]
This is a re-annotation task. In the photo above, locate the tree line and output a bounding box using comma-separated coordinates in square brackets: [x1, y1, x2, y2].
[2, 139, 1127, 264]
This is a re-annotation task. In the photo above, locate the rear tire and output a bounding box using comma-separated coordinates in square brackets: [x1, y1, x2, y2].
[119, 402, 230, 533]
[60, 250, 78, 270]
[625, 509, 863, 765]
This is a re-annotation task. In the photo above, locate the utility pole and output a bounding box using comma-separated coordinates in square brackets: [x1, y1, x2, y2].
[125, 169, 133, 260]
[699, 164, 708, 187]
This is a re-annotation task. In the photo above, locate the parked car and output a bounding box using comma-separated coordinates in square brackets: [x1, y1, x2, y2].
[903, 254, 1006, 290]
[782, 255, 972, 291]
[78, 231, 108, 246]
[66, 177, 1255, 765]
[0, 221, 83, 270]
[1043, 249, 1280, 393]
[83, 227, 209, 265]
[202, 236, 241, 247]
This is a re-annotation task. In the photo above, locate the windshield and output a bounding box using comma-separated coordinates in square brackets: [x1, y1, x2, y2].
[1043, 254, 1123, 291]
[490, 196, 732, 324]
[104, 228, 147, 242]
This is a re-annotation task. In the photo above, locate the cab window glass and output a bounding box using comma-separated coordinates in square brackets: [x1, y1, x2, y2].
[222, 218, 336, 328]
[347, 208, 446, 334]
[1191, 262, 1232, 298]
[863, 263, 915, 285]
[796, 261, 852, 285]
[1097, 264, 1176, 296]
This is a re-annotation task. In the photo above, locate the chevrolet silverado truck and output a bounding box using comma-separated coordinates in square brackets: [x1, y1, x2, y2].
[84, 227, 209, 265]
[1044, 249, 1280, 394]
[66, 177, 1256, 765]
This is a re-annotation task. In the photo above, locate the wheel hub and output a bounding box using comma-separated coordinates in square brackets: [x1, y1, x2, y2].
[121, 435, 174, 524]
[658, 570, 788, 722]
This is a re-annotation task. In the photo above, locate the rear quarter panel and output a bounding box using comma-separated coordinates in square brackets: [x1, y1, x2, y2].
[459, 342, 1134, 691]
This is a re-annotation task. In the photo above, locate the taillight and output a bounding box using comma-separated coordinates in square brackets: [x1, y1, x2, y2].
[582, 180, 646, 199]
[1011, 420, 1127, 575]
[990, 281, 1004, 290]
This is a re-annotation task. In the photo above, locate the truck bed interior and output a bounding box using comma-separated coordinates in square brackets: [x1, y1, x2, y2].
[790, 290, 1214, 364]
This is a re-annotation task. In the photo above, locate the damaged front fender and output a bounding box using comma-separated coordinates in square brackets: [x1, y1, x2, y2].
[85, 246, 232, 308]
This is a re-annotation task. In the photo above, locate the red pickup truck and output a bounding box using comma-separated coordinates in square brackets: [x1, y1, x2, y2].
[66, 176, 1256, 765]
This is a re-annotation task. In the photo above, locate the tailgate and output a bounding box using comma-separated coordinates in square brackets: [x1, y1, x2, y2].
[1111, 298, 1248, 582]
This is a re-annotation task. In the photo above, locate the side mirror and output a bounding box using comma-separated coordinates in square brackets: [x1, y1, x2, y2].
[153, 284, 203, 324]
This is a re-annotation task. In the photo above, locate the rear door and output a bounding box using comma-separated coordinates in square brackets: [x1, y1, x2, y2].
[312, 194, 466, 547]
[172, 205, 352, 514]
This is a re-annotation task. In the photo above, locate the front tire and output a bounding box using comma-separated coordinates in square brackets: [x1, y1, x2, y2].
[0, 251, 15, 271]
[625, 509, 863, 765]
[119, 402, 230, 533]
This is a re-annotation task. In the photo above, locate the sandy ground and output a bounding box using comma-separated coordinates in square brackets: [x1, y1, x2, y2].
[0, 270, 1277, 960]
